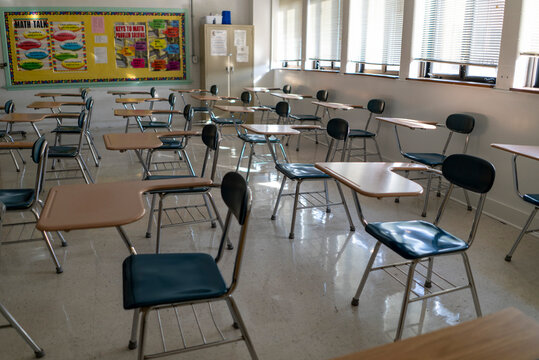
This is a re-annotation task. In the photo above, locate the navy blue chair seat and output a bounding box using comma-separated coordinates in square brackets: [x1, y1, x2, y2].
[192, 106, 211, 112]
[123, 253, 227, 309]
[156, 137, 186, 150]
[403, 152, 446, 167]
[523, 193, 539, 207]
[51, 125, 81, 134]
[366, 220, 469, 260]
[138, 121, 169, 128]
[290, 114, 320, 121]
[348, 129, 375, 138]
[145, 174, 209, 194]
[0, 189, 35, 210]
[275, 163, 330, 180]
[238, 134, 280, 144]
[48, 146, 78, 158]
[212, 117, 242, 125]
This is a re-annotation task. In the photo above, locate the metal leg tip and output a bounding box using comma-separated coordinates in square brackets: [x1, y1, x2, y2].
[233, 322, 239, 329]
[211, 222, 217, 228]
[467, 206, 473, 211]
[145, 232, 152, 238]
[424, 280, 432, 288]
[128, 341, 137, 350]
[394, 198, 400, 203]
[504, 255, 512, 262]
[271, 215, 276, 220]
[227, 243, 234, 250]
[56, 267, 63, 274]
[288, 233, 294, 239]
[326, 208, 331, 213]
[351, 298, 359, 306]
[35, 350, 45, 358]
[350, 226, 356, 231]
[421, 212, 427, 217]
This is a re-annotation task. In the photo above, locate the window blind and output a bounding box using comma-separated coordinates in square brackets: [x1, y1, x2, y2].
[306, 0, 342, 61]
[348, 0, 404, 66]
[519, 0, 539, 56]
[415, 0, 505, 67]
[276, 0, 303, 62]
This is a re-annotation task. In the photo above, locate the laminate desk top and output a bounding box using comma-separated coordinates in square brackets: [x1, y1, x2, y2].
[169, 88, 207, 93]
[115, 97, 168, 104]
[114, 109, 154, 117]
[312, 101, 363, 110]
[243, 87, 280, 93]
[270, 92, 305, 100]
[0, 113, 55, 123]
[103, 131, 200, 151]
[36, 177, 212, 232]
[491, 143, 539, 161]
[377, 117, 438, 130]
[0, 141, 34, 149]
[214, 105, 255, 113]
[241, 124, 322, 136]
[27, 101, 85, 109]
[191, 94, 221, 101]
[34, 92, 85, 98]
[314, 162, 428, 197]
[333, 308, 539, 360]
[107, 90, 151, 96]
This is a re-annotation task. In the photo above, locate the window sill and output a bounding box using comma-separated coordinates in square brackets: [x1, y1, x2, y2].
[510, 87, 539, 95]
[344, 72, 398, 79]
[304, 69, 340, 73]
[406, 77, 494, 88]
[274, 68, 301, 71]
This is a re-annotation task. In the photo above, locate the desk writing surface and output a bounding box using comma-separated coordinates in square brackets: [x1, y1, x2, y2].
[312, 101, 356, 111]
[241, 124, 301, 136]
[35, 92, 84, 98]
[115, 98, 164, 104]
[37, 178, 212, 231]
[270, 93, 303, 100]
[333, 308, 539, 360]
[104, 131, 200, 151]
[377, 117, 438, 130]
[170, 88, 207, 93]
[244, 87, 270, 93]
[191, 94, 221, 101]
[0, 113, 53, 123]
[315, 162, 427, 197]
[214, 105, 255, 113]
[114, 109, 154, 117]
[491, 144, 539, 161]
[0, 141, 34, 149]
[107, 90, 151, 96]
[27, 101, 85, 109]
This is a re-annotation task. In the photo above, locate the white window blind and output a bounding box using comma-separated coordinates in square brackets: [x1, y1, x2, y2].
[276, 0, 303, 62]
[519, 0, 539, 56]
[415, 0, 505, 67]
[348, 0, 404, 66]
[307, 0, 342, 61]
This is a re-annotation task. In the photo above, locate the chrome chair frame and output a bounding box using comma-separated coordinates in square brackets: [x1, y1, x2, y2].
[346, 99, 385, 162]
[0, 100, 26, 172]
[289, 89, 330, 150]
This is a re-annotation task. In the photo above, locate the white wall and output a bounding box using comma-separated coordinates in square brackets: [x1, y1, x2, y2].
[0, 0, 252, 127]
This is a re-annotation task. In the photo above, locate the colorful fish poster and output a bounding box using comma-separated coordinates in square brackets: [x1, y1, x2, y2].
[13, 18, 52, 71]
[50, 21, 87, 71]
[148, 19, 181, 71]
[114, 22, 148, 69]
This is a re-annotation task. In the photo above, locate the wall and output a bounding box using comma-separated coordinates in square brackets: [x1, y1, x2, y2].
[0, 0, 252, 127]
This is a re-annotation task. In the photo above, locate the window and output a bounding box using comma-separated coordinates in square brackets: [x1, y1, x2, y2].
[274, 0, 303, 69]
[518, 0, 539, 88]
[413, 0, 505, 84]
[347, 0, 404, 76]
[306, 0, 342, 71]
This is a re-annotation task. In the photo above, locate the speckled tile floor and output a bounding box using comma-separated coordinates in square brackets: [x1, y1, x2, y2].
[0, 122, 537, 360]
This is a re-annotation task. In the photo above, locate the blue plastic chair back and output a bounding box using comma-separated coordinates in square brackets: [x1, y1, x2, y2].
[446, 114, 475, 134]
[275, 101, 290, 117]
[443, 154, 495, 194]
[316, 90, 328, 102]
[4, 100, 14, 114]
[327, 118, 349, 141]
[32, 136, 47, 164]
[282, 85, 292, 94]
[241, 91, 251, 105]
[168, 93, 176, 107]
[202, 124, 220, 151]
[210, 85, 219, 95]
[367, 99, 385, 114]
[221, 172, 250, 225]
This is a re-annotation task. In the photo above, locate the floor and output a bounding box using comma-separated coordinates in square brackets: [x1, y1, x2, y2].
[0, 121, 538, 360]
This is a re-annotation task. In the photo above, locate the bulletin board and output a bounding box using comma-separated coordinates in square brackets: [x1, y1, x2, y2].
[0, 7, 190, 89]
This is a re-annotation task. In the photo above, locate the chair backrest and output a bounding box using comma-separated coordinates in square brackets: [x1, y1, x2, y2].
[71, 110, 88, 154]
[200, 124, 221, 180]
[210, 85, 219, 95]
[326, 118, 349, 161]
[167, 93, 176, 108]
[240, 91, 251, 105]
[0, 200, 4, 238]
[275, 101, 290, 117]
[434, 154, 495, 245]
[446, 114, 475, 134]
[282, 84, 292, 94]
[150, 87, 158, 98]
[316, 90, 328, 102]
[4, 100, 14, 114]
[215, 171, 252, 294]
[80, 89, 88, 100]
[364, 99, 385, 132]
[32, 137, 49, 200]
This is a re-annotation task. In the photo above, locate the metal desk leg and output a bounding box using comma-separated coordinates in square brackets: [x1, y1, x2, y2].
[116, 226, 137, 255]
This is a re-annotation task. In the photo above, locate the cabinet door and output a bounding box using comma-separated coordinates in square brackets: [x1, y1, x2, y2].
[228, 26, 254, 98]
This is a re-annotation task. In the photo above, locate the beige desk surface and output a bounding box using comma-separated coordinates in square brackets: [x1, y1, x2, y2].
[103, 130, 200, 151]
[114, 109, 154, 117]
[244, 87, 277, 93]
[214, 105, 255, 113]
[315, 162, 427, 197]
[270, 92, 304, 100]
[241, 124, 304, 136]
[377, 117, 438, 130]
[0, 141, 34, 149]
[0, 106, 4, 110]
[333, 308, 539, 360]
[312, 101, 362, 110]
[191, 94, 221, 101]
[0, 113, 54, 123]
[169, 88, 207, 93]
[107, 90, 151, 96]
[36, 177, 212, 231]
[491, 143, 539, 161]
[34, 92, 84, 98]
[27, 101, 85, 109]
[115, 97, 167, 104]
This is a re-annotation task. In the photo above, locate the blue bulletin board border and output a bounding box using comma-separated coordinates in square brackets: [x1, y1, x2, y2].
[1, 7, 191, 89]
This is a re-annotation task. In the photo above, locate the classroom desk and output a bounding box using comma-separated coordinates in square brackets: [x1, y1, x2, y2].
[103, 130, 200, 176]
[34, 92, 86, 101]
[0, 113, 57, 137]
[107, 90, 151, 96]
[491, 143, 539, 161]
[36, 177, 212, 271]
[169, 88, 207, 105]
[115, 97, 168, 105]
[333, 307, 539, 360]
[312, 101, 362, 111]
[190, 94, 222, 102]
[270, 92, 306, 101]
[27, 101, 86, 118]
[377, 117, 438, 130]
[213, 105, 255, 113]
[113, 109, 183, 132]
[0, 141, 34, 149]
[244, 87, 280, 106]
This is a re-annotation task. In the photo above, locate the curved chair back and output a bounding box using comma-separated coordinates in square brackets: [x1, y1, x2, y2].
[446, 114, 475, 134]
[316, 90, 328, 102]
[183, 104, 192, 119]
[4, 100, 14, 114]
[32, 137, 49, 200]
[326, 118, 349, 161]
[84, 97, 94, 111]
[275, 101, 290, 117]
[282, 84, 292, 94]
[150, 87, 158, 98]
[200, 124, 221, 180]
[210, 85, 219, 95]
[80, 89, 88, 100]
[240, 91, 251, 105]
[167, 93, 176, 108]
[367, 99, 385, 114]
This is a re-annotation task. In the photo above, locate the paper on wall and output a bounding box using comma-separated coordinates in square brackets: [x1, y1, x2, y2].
[94, 47, 108, 63]
[234, 30, 246, 46]
[210, 29, 227, 56]
[95, 35, 108, 43]
[236, 45, 248, 63]
[91, 16, 105, 33]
